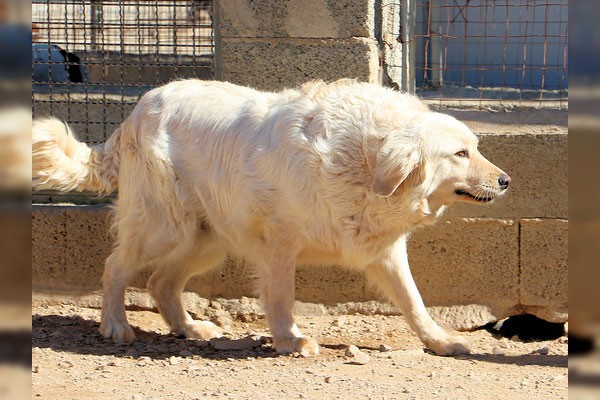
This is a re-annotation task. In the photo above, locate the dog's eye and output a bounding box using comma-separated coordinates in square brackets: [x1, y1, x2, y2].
[455, 150, 469, 158]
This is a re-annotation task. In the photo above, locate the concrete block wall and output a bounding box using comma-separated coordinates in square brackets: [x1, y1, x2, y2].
[216, 0, 381, 90]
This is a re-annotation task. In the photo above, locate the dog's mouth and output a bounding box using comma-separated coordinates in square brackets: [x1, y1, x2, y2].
[454, 189, 495, 203]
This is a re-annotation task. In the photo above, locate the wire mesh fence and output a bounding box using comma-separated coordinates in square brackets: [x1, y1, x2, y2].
[32, 0, 214, 144]
[413, 0, 568, 107]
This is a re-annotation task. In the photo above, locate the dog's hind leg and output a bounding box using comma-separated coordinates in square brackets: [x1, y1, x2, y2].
[254, 239, 320, 357]
[147, 233, 228, 340]
[365, 237, 470, 356]
[99, 249, 141, 344]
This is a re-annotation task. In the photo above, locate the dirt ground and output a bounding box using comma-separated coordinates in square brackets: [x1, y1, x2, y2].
[32, 300, 567, 400]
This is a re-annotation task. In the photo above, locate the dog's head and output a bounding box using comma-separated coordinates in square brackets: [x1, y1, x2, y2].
[371, 112, 510, 206]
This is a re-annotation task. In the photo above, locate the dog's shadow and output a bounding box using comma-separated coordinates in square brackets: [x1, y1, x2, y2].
[32, 314, 278, 361]
[33, 314, 568, 368]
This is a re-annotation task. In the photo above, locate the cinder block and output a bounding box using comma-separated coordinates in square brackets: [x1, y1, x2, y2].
[296, 265, 366, 304]
[442, 108, 568, 134]
[218, 0, 373, 39]
[520, 219, 568, 312]
[32, 205, 68, 290]
[33, 205, 116, 292]
[446, 133, 567, 219]
[63, 205, 113, 290]
[220, 38, 379, 91]
[208, 258, 255, 299]
[388, 218, 521, 318]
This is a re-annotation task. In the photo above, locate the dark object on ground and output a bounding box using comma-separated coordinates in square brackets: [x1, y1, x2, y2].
[485, 314, 565, 342]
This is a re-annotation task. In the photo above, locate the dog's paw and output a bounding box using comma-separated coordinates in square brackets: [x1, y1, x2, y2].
[273, 336, 320, 357]
[425, 334, 471, 356]
[100, 319, 136, 344]
[175, 321, 224, 340]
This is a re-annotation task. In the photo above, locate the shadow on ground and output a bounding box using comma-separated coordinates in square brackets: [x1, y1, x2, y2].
[33, 314, 278, 361]
[33, 314, 567, 368]
[454, 353, 567, 368]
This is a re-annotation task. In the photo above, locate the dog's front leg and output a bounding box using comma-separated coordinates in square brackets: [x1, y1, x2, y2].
[366, 236, 470, 356]
[256, 245, 319, 357]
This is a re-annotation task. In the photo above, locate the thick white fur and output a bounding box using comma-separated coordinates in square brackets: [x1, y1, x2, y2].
[32, 79, 509, 357]
[32, 118, 120, 194]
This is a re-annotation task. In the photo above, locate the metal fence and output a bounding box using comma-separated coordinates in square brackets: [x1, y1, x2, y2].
[396, 0, 568, 107]
[32, 0, 214, 144]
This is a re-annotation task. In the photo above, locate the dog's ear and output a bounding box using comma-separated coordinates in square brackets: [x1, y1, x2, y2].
[370, 134, 422, 197]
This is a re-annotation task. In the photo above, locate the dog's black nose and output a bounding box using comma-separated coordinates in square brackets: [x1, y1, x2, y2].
[498, 174, 511, 190]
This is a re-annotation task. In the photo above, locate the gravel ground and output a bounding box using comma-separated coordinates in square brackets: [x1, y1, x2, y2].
[32, 299, 567, 400]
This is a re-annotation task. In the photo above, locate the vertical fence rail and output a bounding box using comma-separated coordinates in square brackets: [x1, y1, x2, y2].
[400, 0, 417, 93]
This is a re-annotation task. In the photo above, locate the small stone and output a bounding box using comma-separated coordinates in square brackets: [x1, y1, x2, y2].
[136, 356, 151, 366]
[168, 356, 180, 365]
[379, 344, 393, 352]
[32, 366, 39, 373]
[510, 335, 521, 342]
[353, 351, 370, 365]
[211, 315, 233, 329]
[58, 360, 73, 369]
[345, 345, 360, 357]
[332, 316, 347, 327]
[535, 346, 550, 355]
[492, 347, 505, 356]
[551, 374, 565, 382]
[324, 376, 335, 383]
[210, 336, 261, 351]
[345, 344, 370, 364]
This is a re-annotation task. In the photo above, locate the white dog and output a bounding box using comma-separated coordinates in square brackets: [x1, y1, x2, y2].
[33, 79, 510, 357]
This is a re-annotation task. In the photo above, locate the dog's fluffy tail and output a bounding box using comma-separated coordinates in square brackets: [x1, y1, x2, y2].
[32, 118, 121, 194]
